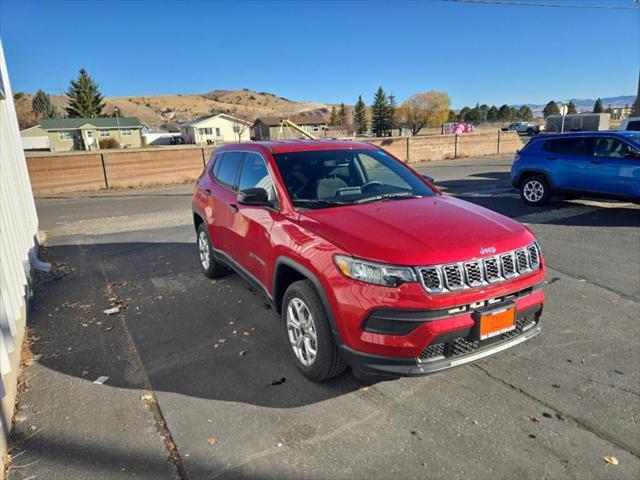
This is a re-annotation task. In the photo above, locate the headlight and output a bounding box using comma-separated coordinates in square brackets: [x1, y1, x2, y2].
[334, 255, 417, 287]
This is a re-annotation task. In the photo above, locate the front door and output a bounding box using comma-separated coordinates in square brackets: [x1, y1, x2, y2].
[591, 136, 640, 198]
[231, 151, 278, 289]
[542, 136, 594, 191]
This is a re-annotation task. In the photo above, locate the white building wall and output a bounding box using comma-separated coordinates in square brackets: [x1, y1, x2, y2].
[0, 39, 40, 467]
[190, 116, 251, 144]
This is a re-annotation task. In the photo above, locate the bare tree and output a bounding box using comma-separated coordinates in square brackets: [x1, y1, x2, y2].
[399, 91, 451, 135]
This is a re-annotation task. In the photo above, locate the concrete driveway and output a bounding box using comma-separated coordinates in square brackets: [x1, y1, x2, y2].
[8, 155, 640, 480]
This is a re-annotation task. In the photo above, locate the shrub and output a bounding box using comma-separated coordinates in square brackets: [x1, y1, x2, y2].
[99, 138, 120, 149]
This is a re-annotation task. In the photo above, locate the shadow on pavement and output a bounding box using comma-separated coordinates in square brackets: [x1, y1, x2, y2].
[28, 240, 363, 411]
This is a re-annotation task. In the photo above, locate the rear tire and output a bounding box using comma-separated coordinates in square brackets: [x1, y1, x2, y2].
[197, 223, 227, 278]
[282, 280, 346, 382]
[520, 175, 551, 206]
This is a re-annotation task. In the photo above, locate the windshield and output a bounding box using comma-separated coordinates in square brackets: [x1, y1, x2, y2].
[273, 149, 435, 209]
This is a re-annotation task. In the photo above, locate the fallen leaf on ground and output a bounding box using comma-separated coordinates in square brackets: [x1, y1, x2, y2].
[276, 442, 283, 448]
[239, 350, 247, 357]
[207, 437, 217, 446]
[140, 393, 153, 401]
[530, 416, 540, 423]
[358, 386, 369, 392]
[243, 331, 251, 336]
[603, 456, 619, 466]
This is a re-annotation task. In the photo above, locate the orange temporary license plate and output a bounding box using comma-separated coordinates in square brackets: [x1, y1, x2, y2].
[479, 307, 516, 340]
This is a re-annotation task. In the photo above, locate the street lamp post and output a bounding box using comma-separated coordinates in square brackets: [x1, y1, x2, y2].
[115, 107, 123, 147]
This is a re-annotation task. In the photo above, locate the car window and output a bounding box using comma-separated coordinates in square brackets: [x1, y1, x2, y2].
[593, 138, 633, 159]
[543, 137, 592, 156]
[273, 149, 434, 209]
[238, 153, 276, 202]
[626, 120, 640, 131]
[215, 151, 243, 188]
[358, 153, 410, 189]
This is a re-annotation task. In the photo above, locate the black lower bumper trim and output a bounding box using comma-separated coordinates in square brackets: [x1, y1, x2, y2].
[342, 323, 542, 380]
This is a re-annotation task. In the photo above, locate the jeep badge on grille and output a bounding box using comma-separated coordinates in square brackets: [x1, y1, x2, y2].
[480, 246, 496, 255]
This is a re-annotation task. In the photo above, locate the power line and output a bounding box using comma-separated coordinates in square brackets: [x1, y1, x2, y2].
[437, 0, 640, 10]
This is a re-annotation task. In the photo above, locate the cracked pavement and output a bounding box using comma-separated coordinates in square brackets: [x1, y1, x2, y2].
[8, 154, 640, 479]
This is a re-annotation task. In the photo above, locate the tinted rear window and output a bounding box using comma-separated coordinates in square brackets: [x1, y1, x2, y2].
[215, 151, 243, 188]
[625, 120, 640, 131]
[543, 137, 592, 156]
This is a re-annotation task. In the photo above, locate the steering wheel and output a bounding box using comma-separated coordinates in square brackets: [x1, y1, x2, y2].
[361, 180, 383, 192]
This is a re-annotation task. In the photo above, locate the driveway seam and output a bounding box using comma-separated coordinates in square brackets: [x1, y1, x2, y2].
[473, 364, 640, 458]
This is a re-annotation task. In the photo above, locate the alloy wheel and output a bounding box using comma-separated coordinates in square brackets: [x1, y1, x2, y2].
[198, 230, 210, 270]
[287, 297, 318, 366]
[523, 180, 545, 203]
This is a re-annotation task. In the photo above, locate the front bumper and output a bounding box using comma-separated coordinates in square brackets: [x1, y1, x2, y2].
[340, 304, 542, 379]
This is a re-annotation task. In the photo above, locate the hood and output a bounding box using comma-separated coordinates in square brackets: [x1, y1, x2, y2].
[298, 196, 535, 265]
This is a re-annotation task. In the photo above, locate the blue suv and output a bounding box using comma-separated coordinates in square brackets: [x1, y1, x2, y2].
[511, 131, 640, 206]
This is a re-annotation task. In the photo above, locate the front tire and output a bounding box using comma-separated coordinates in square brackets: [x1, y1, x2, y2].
[521, 175, 551, 206]
[197, 223, 227, 278]
[282, 280, 346, 382]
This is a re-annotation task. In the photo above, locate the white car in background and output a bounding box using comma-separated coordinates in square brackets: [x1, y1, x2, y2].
[619, 117, 640, 132]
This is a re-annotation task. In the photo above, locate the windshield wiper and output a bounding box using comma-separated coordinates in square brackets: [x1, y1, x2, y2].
[292, 199, 349, 209]
[353, 192, 422, 204]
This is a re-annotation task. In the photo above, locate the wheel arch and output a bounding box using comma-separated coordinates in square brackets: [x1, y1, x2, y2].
[272, 257, 342, 344]
[517, 169, 553, 190]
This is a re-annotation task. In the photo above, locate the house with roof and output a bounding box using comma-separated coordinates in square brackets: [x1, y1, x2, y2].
[179, 113, 252, 145]
[252, 112, 328, 140]
[20, 116, 143, 152]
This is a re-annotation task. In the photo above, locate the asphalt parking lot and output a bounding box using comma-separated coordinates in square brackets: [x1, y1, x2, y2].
[9, 154, 640, 480]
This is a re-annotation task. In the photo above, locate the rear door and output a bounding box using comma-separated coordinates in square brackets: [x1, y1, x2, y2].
[209, 151, 244, 256]
[232, 152, 279, 289]
[591, 136, 640, 197]
[541, 137, 594, 191]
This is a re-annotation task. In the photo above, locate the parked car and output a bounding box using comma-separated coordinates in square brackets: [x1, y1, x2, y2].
[619, 117, 640, 132]
[511, 131, 640, 206]
[193, 141, 545, 381]
[502, 122, 544, 135]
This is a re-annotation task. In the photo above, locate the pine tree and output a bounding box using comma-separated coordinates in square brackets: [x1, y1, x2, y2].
[518, 105, 533, 122]
[32, 90, 58, 118]
[371, 87, 388, 137]
[487, 105, 498, 122]
[447, 110, 458, 123]
[497, 104, 511, 122]
[592, 98, 603, 113]
[329, 106, 339, 126]
[66, 68, 105, 118]
[338, 102, 347, 126]
[385, 94, 397, 135]
[353, 95, 368, 134]
[566, 101, 577, 114]
[543, 101, 560, 118]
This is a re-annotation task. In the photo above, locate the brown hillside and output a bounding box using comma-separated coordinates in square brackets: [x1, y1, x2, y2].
[14, 88, 332, 129]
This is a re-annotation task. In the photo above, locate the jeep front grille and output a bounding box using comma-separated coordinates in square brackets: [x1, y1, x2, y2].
[417, 243, 541, 294]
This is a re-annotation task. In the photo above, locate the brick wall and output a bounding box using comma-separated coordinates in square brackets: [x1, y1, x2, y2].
[25, 132, 522, 195]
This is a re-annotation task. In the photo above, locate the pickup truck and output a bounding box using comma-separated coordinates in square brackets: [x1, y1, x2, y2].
[502, 122, 544, 135]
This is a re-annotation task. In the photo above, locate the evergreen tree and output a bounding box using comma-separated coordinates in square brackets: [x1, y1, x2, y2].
[371, 87, 388, 137]
[386, 94, 397, 134]
[447, 110, 458, 123]
[458, 106, 471, 122]
[592, 98, 603, 113]
[518, 105, 533, 122]
[353, 95, 368, 134]
[479, 104, 489, 123]
[465, 105, 481, 123]
[497, 104, 511, 122]
[566, 101, 577, 114]
[338, 102, 348, 126]
[329, 106, 339, 126]
[32, 89, 58, 118]
[66, 68, 105, 118]
[542, 101, 560, 118]
[487, 105, 498, 122]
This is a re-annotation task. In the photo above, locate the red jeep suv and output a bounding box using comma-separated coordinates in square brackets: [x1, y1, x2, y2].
[192, 141, 545, 381]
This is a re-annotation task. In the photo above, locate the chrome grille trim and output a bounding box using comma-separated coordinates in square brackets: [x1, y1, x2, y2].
[442, 264, 464, 291]
[417, 243, 541, 295]
[464, 261, 483, 287]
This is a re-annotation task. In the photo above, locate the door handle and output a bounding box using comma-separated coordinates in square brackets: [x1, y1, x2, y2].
[228, 203, 238, 212]
[546, 156, 558, 161]
[203, 188, 212, 196]
[590, 159, 603, 165]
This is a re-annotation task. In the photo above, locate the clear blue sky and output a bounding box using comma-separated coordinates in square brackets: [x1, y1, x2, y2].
[0, 0, 638, 108]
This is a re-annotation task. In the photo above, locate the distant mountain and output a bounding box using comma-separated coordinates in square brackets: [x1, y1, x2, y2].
[516, 95, 635, 117]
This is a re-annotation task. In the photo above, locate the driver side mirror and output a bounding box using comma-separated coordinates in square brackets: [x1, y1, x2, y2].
[623, 150, 640, 159]
[422, 174, 435, 184]
[237, 187, 272, 207]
